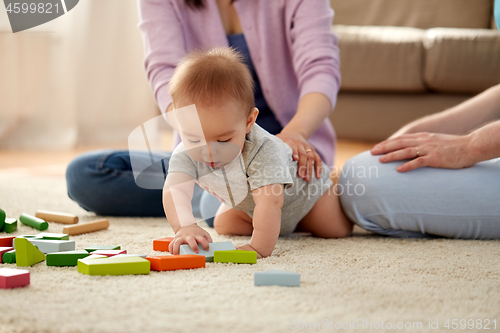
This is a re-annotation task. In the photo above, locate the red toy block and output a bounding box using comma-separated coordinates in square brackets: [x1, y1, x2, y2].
[91, 250, 127, 257]
[0, 236, 15, 247]
[146, 255, 205, 271]
[153, 237, 174, 252]
[0, 268, 30, 289]
[0, 247, 14, 263]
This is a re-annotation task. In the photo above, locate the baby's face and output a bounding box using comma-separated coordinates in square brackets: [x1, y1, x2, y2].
[173, 100, 257, 169]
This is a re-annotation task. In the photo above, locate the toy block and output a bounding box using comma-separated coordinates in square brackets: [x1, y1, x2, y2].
[63, 219, 109, 235]
[35, 233, 69, 240]
[19, 213, 49, 231]
[0, 247, 14, 263]
[153, 237, 174, 252]
[35, 210, 78, 224]
[84, 254, 108, 260]
[27, 239, 75, 254]
[2, 250, 16, 264]
[16, 235, 39, 239]
[14, 238, 46, 267]
[84, 245, 121, 253]
[78, 256, 150, 276]
[113, 254, 147, 259]
[254, 270, 300, 287]
[179, 241, 235, 262]
[0, 236, 15, 247]
[3, 218, 17, 233]
[46, 250, 90, 266]
[214, 250, 257, 264]
[91, 250, 127, 257]
[146, 255, 205, 271]
[0, 209, 5, 230]
[0, 267, 30, 289]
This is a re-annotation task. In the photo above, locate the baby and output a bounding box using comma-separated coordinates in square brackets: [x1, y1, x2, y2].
[163, 47, 352, 258]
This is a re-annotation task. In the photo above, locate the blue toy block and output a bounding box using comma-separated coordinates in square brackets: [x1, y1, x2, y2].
[254, 270, 300, 287]
[26, 239, 75, 254]
[179, 241, 235, 262]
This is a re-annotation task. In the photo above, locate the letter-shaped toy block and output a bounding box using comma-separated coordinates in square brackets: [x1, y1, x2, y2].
[91, 250, 127, 257]
[3, 218, 17, 233]
[0, 236, 15, 247]
[84, 245, 121, 253]
[35, 233, 69, 240]
[2, 250, 16, 264]
[254, 270, 300, 287]
[214, 250, 257, 264]
[77, 256, 150, 276]
[0, 268, 30, 289]
[146, 255, 205, 271]
[27, 239, 75, 254]
[179, 241, 235, 262]
[0, 247, 14, 263]
[14, 238, 46, 267]
[153, 237, 174, 252]
[19, 213, 49, 231]
[35, 210, 78, 224]
[46, 250, 90, 266]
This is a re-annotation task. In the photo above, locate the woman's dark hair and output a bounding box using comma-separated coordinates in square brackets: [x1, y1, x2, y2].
[185, 0, 236, 10]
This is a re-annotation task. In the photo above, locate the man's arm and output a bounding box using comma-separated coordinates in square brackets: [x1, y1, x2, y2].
[246, 184, 284, 258]
[391, 85, 500, 138]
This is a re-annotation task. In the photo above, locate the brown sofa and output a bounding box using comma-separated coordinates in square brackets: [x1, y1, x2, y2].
[329, 0, 500, 141]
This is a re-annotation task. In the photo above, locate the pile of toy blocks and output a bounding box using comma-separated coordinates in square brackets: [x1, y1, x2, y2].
[0, 209, 300, 289]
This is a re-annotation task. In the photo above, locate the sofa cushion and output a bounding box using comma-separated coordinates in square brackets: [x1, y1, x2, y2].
[333, 25, 425, 92]
[331, 0, 493, 29]
[424, 28, 500, 93]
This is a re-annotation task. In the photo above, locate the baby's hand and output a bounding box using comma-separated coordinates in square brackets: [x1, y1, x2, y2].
[169, 224, 213, 255]
[236, 244, 263, 259]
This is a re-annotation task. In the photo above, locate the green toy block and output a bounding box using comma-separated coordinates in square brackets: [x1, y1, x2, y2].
[14, 238, 46, 267]
[77, 256, 150, 276]
[214, 250, 257, 264]
[85, 245, 121, 253]
[36, 233, 69, 240]
[46, 250, 90, 266]
[19, 214, 48, 231]
[2, 250, 16, 264]
[0, 209, 5, 231]
[3, 218, 17, 233]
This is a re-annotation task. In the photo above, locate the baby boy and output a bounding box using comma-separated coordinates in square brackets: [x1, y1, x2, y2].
[163, 47, 352, 258]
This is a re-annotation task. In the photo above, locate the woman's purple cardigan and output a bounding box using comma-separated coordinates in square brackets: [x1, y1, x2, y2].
[138, 0, 341, 167]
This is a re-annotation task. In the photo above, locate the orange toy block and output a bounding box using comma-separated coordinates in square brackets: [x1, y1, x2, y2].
[153, 237, 174, 252]
[146, 255, 205, 271]
[0, 237, 15, 247]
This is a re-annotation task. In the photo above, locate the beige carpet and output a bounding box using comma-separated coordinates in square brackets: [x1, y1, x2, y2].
[0, 174, 499, 333]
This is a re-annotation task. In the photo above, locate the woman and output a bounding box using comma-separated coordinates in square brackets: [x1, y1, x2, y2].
[339, 84, 500, 239]
[66, 0, 341, 225]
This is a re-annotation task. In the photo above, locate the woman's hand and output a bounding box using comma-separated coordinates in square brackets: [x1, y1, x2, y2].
[169, 224, 213, 255]
[236, 243, 263, 259]
[371, 132, 476, 172]
[276, 131, 322, 181]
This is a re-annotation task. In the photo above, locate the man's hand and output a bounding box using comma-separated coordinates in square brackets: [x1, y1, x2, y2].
[371, 132, 475, 172]
[276, 131, 322, 182]
[169, 224, 213, 255]
[236, 243, 263, 259]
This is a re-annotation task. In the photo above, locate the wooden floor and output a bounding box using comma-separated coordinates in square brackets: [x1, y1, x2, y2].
[0, 140, 375, 178]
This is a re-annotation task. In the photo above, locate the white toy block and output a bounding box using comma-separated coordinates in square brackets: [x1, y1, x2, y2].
[27, 239, 75, 254]
[254, 270, 300, 287]
[179, 241, 235, 262]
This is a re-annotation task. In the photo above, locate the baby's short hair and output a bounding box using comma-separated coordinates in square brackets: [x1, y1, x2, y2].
[169, 47, 255, 117]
